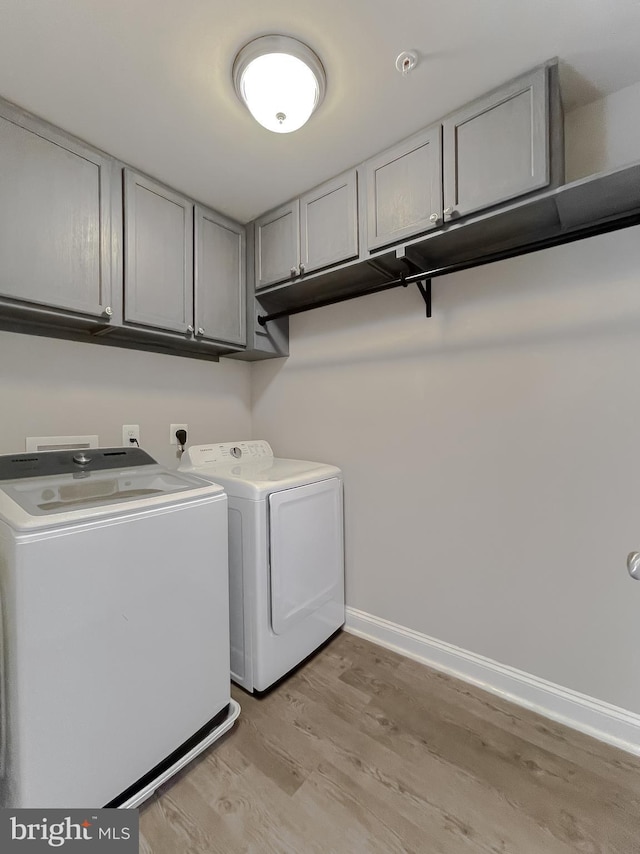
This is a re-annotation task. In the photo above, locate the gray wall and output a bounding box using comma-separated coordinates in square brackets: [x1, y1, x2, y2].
[565, 79, 640, 182]
[251, 224, 640, 715]
[0, 332, 252, 466]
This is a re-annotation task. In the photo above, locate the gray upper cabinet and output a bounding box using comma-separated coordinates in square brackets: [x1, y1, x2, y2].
[255, 170, 359, 289]
[124, 169, 193, 334]
[0, 108, 113, 319]
[443, 65, 551, 221]
[366, 125, 443, 251]
[195, 206, 246, 347]
[300, 170, 358, 275]
[0, 59, 571, 362]
[255, 200, 300, 289]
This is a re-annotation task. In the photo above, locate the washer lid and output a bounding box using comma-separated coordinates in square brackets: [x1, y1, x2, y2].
[180, 443, 341, 500]
[0, 454, 223, 531]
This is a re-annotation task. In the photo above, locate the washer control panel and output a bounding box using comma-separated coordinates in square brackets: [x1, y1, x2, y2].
[184, 441, 273, 468]
[0, 447, 156, 480]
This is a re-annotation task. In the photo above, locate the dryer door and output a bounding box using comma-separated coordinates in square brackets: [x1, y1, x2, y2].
[269, 477, 343, 635]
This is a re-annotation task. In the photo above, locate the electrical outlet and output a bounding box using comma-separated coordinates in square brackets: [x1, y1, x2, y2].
[122, 424, 141, 446]
[169, 423, 188, 445]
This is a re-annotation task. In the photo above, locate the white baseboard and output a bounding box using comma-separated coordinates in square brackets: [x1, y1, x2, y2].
[344, 606, 640, 756]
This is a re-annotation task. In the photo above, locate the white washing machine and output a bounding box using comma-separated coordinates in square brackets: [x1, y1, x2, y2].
[0, 446, 240, 808]
[180, 441, 345, 692]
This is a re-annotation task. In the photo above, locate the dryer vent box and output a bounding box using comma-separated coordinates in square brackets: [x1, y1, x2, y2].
[25, 435, 99, 452]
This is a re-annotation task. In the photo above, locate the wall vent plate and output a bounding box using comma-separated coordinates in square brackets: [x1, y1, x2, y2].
[25, 435, 99, 452]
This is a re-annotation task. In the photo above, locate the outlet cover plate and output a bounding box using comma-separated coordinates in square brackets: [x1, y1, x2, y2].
[170, 424, 188, 445]
[122, 424, 141, 446]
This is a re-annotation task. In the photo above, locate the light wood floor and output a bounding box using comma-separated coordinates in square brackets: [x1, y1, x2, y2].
[140, 631, 640, 853]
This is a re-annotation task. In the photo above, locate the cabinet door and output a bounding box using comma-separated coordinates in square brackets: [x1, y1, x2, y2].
[195, 206, 246, 347]
[443, 66, 549, 220]
[254, 200, 300, 289]
[124, 169, 193, 333]
[300, 170, 358, 274]
[0, 113, 113, 318]
[366, 125, 442, 251]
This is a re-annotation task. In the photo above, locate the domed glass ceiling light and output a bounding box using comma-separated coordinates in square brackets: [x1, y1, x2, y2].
[233, 35, 326, 134]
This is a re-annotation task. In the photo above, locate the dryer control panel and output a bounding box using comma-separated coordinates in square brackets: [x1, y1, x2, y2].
[184, 441, 273, 467]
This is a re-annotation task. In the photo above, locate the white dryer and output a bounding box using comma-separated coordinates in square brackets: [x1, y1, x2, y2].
[180, 441, 345, 692]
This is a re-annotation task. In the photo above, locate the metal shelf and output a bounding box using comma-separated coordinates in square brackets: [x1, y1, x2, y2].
[257, 161, 640, 326]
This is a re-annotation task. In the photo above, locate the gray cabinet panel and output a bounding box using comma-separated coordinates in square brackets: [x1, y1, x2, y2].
[195, 206, 246, 346]
[229, 222, 288, 361]
[300, 170, 358, 274]
[124, 169, 193, 333]
[443, 65, 549, 219]
[0, 113, 112, 318]
[366, 125, 443, 251]
[255, 201, 300, 289]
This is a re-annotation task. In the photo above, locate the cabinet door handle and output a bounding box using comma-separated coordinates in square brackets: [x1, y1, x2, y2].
[628, 552, 640, 580]
[444, 207, 455, 219]
[299, 263, 306, 275]
[187, 325, 194, 334]
[102, 306, 113, 317]
[290, 266, 299, 277]
[197, 327, 205, 336]
[429, 213, 440, 224]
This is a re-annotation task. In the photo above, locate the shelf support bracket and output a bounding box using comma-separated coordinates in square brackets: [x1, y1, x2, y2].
[401, 271, 431, 318]
[399, 253, 432, 319]
[415, 279, 432, 318]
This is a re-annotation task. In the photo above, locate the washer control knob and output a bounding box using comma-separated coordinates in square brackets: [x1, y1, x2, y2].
[73, 453, 91, 466]
[627, 552, 640, 580]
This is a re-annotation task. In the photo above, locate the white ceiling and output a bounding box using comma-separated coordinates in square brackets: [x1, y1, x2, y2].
[0, 0, 639, 223]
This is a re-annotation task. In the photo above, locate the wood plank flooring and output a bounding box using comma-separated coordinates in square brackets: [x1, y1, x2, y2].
[139, 632, 640, 853]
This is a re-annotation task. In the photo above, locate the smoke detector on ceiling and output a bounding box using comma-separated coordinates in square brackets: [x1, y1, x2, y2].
[396, 51, 418, 76]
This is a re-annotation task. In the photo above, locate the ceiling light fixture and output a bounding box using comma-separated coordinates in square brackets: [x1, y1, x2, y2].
[233, 35, 326, 134]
